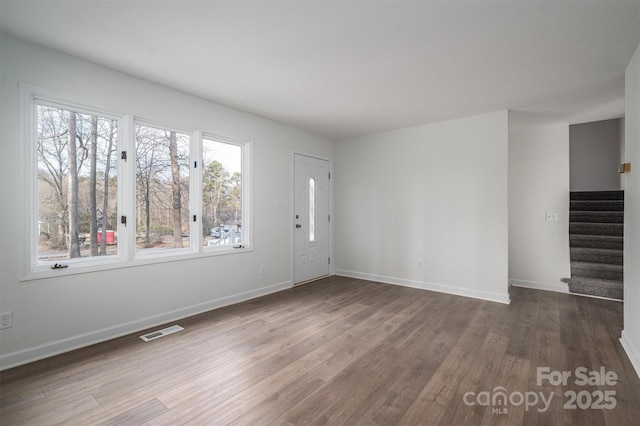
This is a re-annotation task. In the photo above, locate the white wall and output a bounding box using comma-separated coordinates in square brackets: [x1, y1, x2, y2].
[0, 35, 336, 369]
[509, 122, 571, 292]
[334, 111, 510, 304]
[621, 44, 640, 378]
[569, 118, 623, 191]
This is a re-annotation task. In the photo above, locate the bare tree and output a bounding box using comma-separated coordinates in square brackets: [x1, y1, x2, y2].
[202, 160, 227, 229]
[100, 119, 116, 255]
[68, 112, 81, 258]
[89, 116, 98, 256]
[37, 106, 118, 260]
[136, 126, 165, 247]
[169, 131, 183, 248]
[229, 171, 242, 222]
[135, 126, 190, 249]
[37, 106, 69, 249]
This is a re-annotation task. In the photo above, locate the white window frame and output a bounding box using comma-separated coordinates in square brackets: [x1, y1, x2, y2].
[201, 133, 252, 254]
[20, 84, 252, 281]
[131, 119, 198, 259]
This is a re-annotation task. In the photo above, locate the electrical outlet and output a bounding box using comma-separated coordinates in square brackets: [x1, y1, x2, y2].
[260, 264, 266, 275]
[0, 312, 13, 329]
[417, 260, 424, 269]
[545, 212, 559, 222]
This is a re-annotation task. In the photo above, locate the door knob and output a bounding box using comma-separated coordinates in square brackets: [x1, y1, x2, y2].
[296, 224, 301, 228]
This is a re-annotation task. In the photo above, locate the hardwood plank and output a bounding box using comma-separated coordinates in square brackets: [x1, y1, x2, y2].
[441, 332, 509, 425]
[0, 385, 45, 411]
[506, 291, 541, 359]
[397, 303, 495, 425]
[480, 355, 531, 426]
[199, 373, 326, 426]
[281, 342, 402, 424]
[522, 292, 564, 426]
[356, 327, 459, 425]
[1, 393, 98, 425]
[98, 398, 167, 426]
[583, 318, 640, 426]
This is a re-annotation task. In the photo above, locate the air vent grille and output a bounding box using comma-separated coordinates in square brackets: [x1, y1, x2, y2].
[140, 325, 184, 342]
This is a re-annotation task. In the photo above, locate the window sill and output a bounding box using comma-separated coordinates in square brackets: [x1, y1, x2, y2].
[20, 245, 253, 282]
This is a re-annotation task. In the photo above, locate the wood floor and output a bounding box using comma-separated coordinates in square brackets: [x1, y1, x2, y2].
[1, 276, 640, 425]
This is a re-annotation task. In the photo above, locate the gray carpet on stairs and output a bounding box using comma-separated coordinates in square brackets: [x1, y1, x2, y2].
[567, 190, 624, 300]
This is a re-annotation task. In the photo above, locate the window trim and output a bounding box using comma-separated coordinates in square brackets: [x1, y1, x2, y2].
[131, 119, 196, 258]
[201, 132, 252, 253]
[20, 83, 252, 282]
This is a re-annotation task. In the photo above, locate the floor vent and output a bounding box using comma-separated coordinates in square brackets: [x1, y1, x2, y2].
[140, 325, 184, 342]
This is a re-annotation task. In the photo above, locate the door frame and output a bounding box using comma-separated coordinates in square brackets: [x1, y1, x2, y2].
[291, 151, 333, 286]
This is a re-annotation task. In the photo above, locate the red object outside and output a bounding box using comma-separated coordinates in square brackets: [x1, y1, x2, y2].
[97, 230, 115, 244]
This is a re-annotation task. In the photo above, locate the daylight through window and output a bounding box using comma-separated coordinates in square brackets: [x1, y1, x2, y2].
[135, 124, 191, 253]
[202, 138, 243, 248]
[37, 104, 119, 262]
[24, 86, 251, 279]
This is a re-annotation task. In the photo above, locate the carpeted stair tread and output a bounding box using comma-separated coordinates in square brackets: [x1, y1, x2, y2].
[569, 222, 623, 237]
[569, 200, 624, 212]
[570, 191, 624, 201]
[571, 261, 623, 281]
[569, 247, 623, 265]
[569, 211, 624, 223]
[568, 277, 623, 299]
[571, 261, 623, 271]
[569, 234, 623, 250]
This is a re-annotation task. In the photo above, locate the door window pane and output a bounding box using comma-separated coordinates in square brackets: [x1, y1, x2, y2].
[309, 177, 316, 242]
[135, 125, 190, 252]
[36, 104, 119, 261]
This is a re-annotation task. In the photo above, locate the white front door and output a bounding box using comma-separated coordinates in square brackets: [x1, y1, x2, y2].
[294, 154, 330, 284]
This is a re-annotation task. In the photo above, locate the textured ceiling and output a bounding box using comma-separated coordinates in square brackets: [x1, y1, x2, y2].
[2, 1, 639, 139]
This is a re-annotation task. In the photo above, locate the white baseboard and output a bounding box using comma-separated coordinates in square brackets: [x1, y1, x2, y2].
[335, 269, 510, 304]
[621, 331, 640, 380]
[0, 280, 292, 371]
[510, 279, 569, 294]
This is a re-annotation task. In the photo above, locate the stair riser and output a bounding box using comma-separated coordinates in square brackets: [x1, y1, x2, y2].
[570, 252, 623, 265]
[570, 191, 624, 201]
[569, 237, 623, 250]
[570, 201, 624, 211]
[571, 268, 623, 281]
[569, 213, 624, 224]
[569, 224, 623, 237]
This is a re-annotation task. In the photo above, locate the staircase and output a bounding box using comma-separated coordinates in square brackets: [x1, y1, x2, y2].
[568, 191, 624, 300]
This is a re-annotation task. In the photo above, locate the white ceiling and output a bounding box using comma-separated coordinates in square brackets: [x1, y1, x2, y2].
[1, 1, 639, 139]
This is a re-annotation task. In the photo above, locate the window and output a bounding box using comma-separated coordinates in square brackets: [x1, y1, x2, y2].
[135, 124, 191, 253]
[36, 103, 120, 262]
[202, 137, 243, 248]
[21, 85, 251, 280]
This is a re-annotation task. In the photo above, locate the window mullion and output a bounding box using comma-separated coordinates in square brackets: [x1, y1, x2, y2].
[191, 131, 203, 252]
[120, 115, 136, 261]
